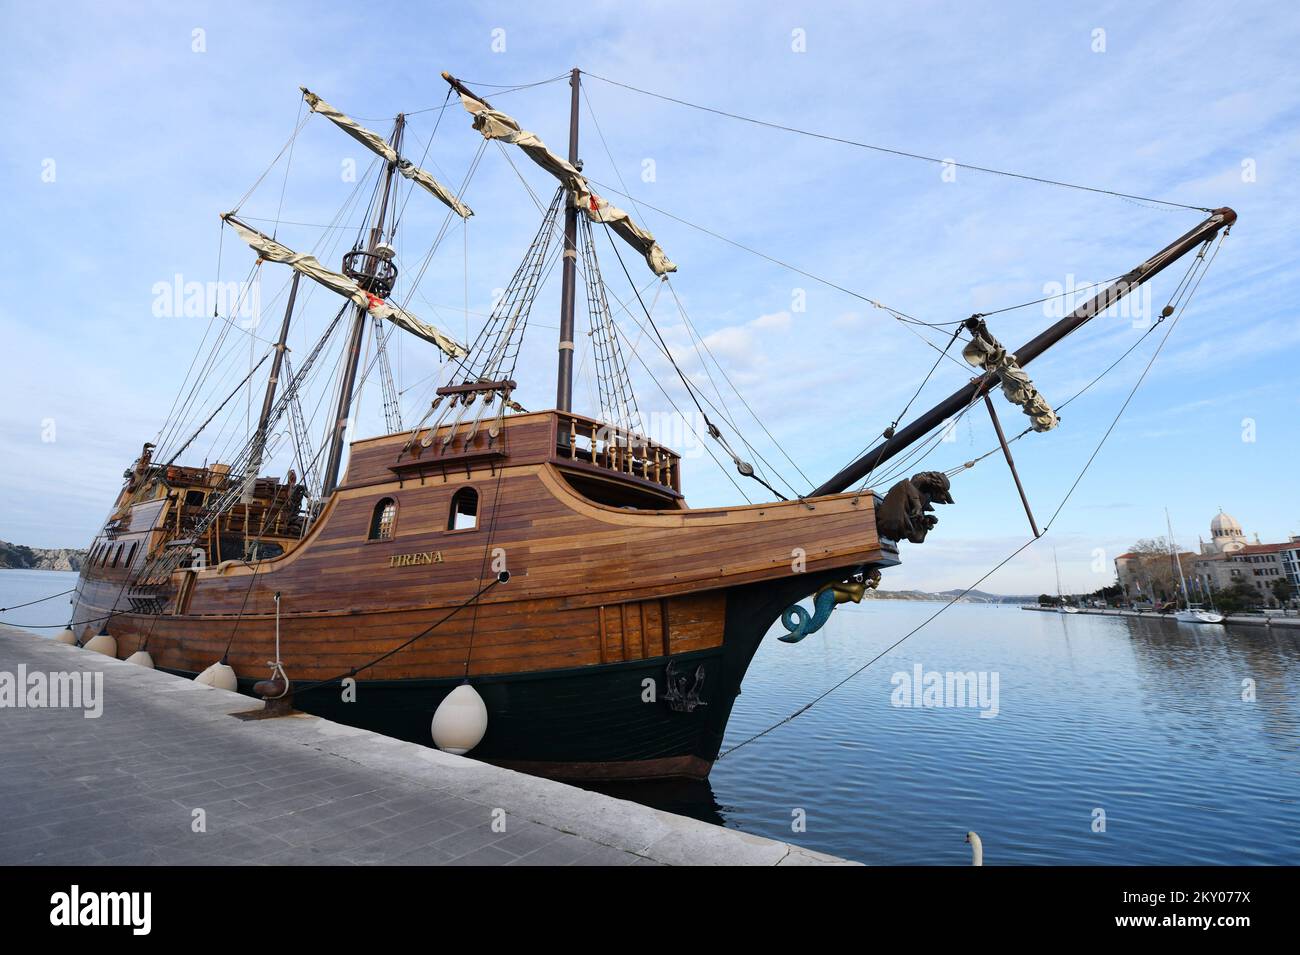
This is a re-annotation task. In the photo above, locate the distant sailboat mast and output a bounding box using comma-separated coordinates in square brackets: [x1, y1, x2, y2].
[1053, 548, 1077, 612]
[1165, 508, 1191, 609]
[1165, 509, 1226, 623]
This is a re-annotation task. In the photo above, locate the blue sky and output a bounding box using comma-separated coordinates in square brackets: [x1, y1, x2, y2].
[1, 1, 1297, 594]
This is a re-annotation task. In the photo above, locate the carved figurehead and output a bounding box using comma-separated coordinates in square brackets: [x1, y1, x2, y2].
[877, 470, 954, 544]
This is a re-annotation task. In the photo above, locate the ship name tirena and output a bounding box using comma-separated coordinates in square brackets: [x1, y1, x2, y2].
[388, 551, 445, 568]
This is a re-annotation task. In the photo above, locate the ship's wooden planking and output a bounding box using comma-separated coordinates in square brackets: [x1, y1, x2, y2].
[73, 411, 895, 684]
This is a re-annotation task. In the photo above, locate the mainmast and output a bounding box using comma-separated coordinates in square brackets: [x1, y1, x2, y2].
[443, 66, 675, 416]
[321, 115, 406, 497]
[556, 67, 581, 413]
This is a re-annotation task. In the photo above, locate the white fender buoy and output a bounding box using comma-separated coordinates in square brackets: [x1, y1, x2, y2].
[84, 627, 117, 657]
[195, 660, 238, 691]
[965, 831, 983, 866]
[54, 627, 77, 645]
[126, 650, 155, 668]
[431, 683, 488, 755]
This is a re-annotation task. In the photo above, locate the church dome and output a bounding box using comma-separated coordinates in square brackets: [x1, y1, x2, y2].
[1211, 510, 1242, 537]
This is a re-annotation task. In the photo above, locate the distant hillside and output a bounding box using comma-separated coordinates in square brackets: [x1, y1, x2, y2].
[866, 587, 1037, 605]
[0, 540, 86, 572]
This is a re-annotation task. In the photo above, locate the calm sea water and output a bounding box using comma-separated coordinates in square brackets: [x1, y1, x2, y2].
[4, 570, 1296, 865]
[0, 569, 80, 631]
[644, 600, 1300, 865]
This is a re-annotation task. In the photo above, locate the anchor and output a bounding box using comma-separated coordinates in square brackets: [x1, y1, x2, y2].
[779, 572, 879, 643]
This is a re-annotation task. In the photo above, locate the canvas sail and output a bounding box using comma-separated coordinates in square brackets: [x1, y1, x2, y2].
[301, 88, 474, 220]
[221, 214, 468, 358]
[456, 93, 676, 276]
[962, 326, 1058, 432]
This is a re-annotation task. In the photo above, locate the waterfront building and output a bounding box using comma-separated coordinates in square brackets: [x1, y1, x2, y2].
[1116, 509, 1298, 608]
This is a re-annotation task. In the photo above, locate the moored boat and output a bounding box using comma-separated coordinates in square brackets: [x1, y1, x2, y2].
[70, 69, 1236, 780]
[1165, 510, 1226, 625]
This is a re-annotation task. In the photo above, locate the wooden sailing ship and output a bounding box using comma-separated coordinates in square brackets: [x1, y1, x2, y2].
[71, 70, 1235, 780]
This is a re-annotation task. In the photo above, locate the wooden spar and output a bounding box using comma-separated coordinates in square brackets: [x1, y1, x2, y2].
[984, 392, 1040, 538]
[811, 206, 1237, 497]
[321, 116, 406, 497]
[556, 68, 581, 413]
[440, 71, 493, 110]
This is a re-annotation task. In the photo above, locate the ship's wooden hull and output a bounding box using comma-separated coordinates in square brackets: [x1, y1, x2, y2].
[73, 413, 898, 780]
[127, 570, 858, 780]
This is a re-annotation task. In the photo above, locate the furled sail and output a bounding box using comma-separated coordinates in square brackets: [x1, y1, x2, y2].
[221, 214, 468, 358]
[300, 88, 473, 220]
[962, 322, 1058, 432]
[455, 92, 676, 276]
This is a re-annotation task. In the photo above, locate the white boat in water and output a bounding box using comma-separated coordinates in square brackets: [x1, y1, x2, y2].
[1165, 510, 1225, 624]
[1053, 550, 1079, 613]
[1173, 605, 1225, 624]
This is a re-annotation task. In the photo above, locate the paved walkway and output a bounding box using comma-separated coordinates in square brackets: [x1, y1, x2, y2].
[0, 626, 850, 866]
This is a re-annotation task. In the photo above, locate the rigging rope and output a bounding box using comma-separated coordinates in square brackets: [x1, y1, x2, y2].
[580, 81, 965, 500]
[664, 278, 812, 495]
[584, 72, 1212, 213]
[289, 577, 505, 698]
[579, 214, 643, 433]
[850, 324, 964, 490]
[583, 174, 952, 332]
[0, 588, 74, 613]
[594, 214, 788, 499]
[580, 82, 779, 485]
[350, 74, 570, 120]
[164, 353, 270, 467]
[719, 231, 1226, 760]
[941, 236, 1220, 483]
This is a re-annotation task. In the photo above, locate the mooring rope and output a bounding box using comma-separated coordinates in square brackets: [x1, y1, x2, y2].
[289, 576, 505, 698]
[0, 587, 74, 613]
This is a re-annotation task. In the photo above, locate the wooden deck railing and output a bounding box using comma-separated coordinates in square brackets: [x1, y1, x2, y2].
[555, 412, 681, 493]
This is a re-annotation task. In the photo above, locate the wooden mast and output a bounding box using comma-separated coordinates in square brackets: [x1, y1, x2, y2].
[321, 116, 406, 497]
[812, 207, 1237, 496]
[256, 271, 300, 438]
[440, 68, 584, 412]
[242, 269, 301, 511]
[555, 67, 581, 413]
